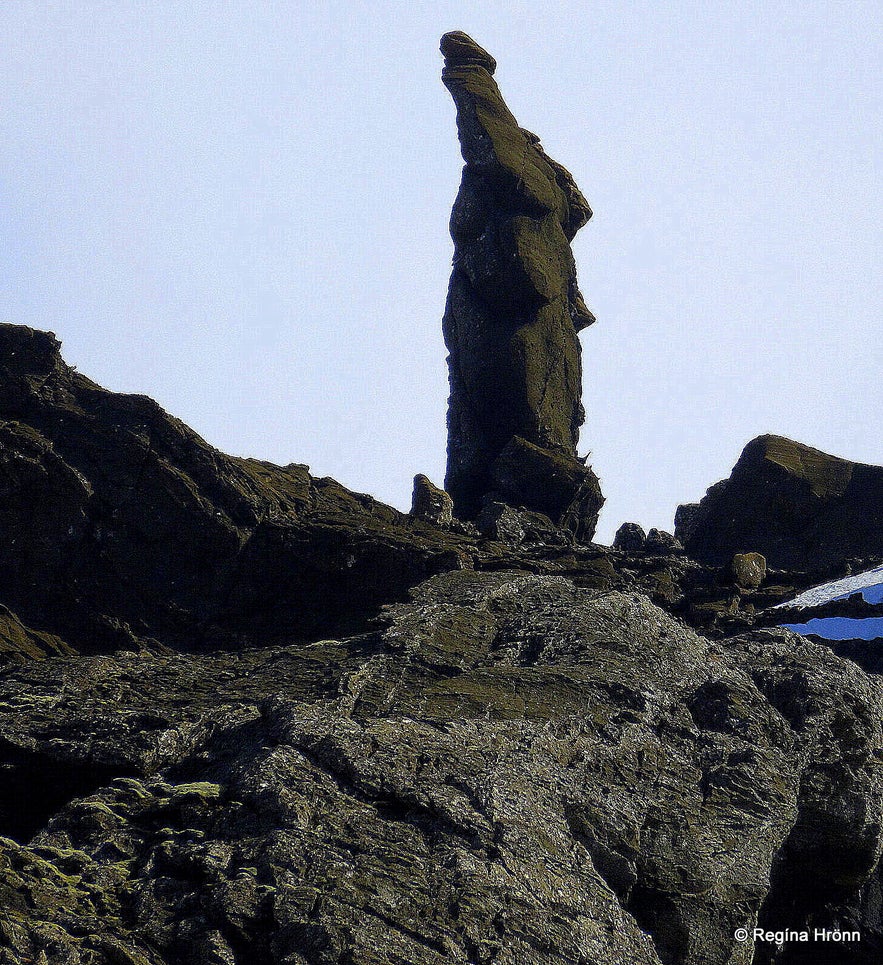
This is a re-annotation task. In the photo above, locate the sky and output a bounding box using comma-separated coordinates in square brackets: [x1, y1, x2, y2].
[2, 1, 880, 543]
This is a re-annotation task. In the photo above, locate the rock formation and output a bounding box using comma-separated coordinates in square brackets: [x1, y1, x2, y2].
[0, 324, 472, 654]
[676, 434, 883, 569]
[410, 473, 454, 527]
[0, 324, 809, 659]
[6, 30, 883, 965]
[440, 31, 603, 539]
[2, 569, 883, 964]
[4, 325, 883, 964]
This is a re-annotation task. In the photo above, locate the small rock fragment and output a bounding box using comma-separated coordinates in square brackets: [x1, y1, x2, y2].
[410, 474, 454, 527]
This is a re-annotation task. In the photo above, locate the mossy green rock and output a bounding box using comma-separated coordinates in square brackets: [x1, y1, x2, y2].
[440, 33, 602, 535]
[1, 570, 883, 962]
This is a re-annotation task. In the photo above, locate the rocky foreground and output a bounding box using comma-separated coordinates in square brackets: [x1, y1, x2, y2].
[1, 322, 882, 964]
[2, 568, 883, 965]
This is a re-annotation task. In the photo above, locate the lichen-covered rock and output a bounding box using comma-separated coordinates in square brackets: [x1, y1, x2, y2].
[410, 473, 454, 527]
[440, 32, 603, 538]
[730, 552, 767, 590]
[677, 434, 883, 569]
[1, 570, 882, 963]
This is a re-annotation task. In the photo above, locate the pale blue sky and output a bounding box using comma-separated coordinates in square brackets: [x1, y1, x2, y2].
[2, 1, 880, 541]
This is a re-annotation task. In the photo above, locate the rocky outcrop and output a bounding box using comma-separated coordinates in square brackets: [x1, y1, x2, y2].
[614, 522, 647, 551]
[440, 31, 603, 537]
[1, 569, 882, 964]
[0, 324, 820, 659]
[0, 324, 474, 655]
[677, 434, 883, 569]
[5, 29, 883, 965]
[410, 474, 454, 527]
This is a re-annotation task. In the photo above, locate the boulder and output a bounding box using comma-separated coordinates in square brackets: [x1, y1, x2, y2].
[489, 436, 603, 542]
[613, 522, 647, 551]
[677, 434, 883, 569]
[475, 500, 525, 545]
[730, 552, 767, 590]
[644, 528, 683, 555]
[410, 473, 454, 527]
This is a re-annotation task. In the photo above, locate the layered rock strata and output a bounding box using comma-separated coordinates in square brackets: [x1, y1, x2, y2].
[0, 324, 471, 654]
[440, 31, 603, 539]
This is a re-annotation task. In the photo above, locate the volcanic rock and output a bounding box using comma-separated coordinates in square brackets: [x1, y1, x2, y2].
[677, 434, 883, 569]
[5, 31, 883, 965]
[440, 32, 603, 538]
[1, 570, 882, 963]
[644, 528, 683, 556]
[410, 473, 454, 527]
[613, 522, 647, 552]
[0, 324, 472, 654]
[475, 500, 525, 545]
[730, 552, 767, 590]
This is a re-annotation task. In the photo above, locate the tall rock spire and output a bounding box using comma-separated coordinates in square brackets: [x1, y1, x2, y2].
[440, 31, 603, 539]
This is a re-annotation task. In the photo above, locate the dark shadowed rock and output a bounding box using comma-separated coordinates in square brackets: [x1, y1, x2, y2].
[677, 434, 883, 569]
[644, 528, 683, 555]
[0, 324, 812, 658]
[0, 324, 474, 653]
[613, 522, 647, 551]
[475, 500, 525, 545]
[674, 502, 702, 545]
[489, 436, 604, 542]
[440, 32, 603, 538]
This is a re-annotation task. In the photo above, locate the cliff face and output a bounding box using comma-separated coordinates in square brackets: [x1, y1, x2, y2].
[0, 324, 471, 655]
[440, 32, 603, 539]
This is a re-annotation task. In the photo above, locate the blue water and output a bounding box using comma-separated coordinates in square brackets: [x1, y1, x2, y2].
[782, 617, 883, 642]
[777, 565, 883, 641]
[844, 583, 883, 604]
